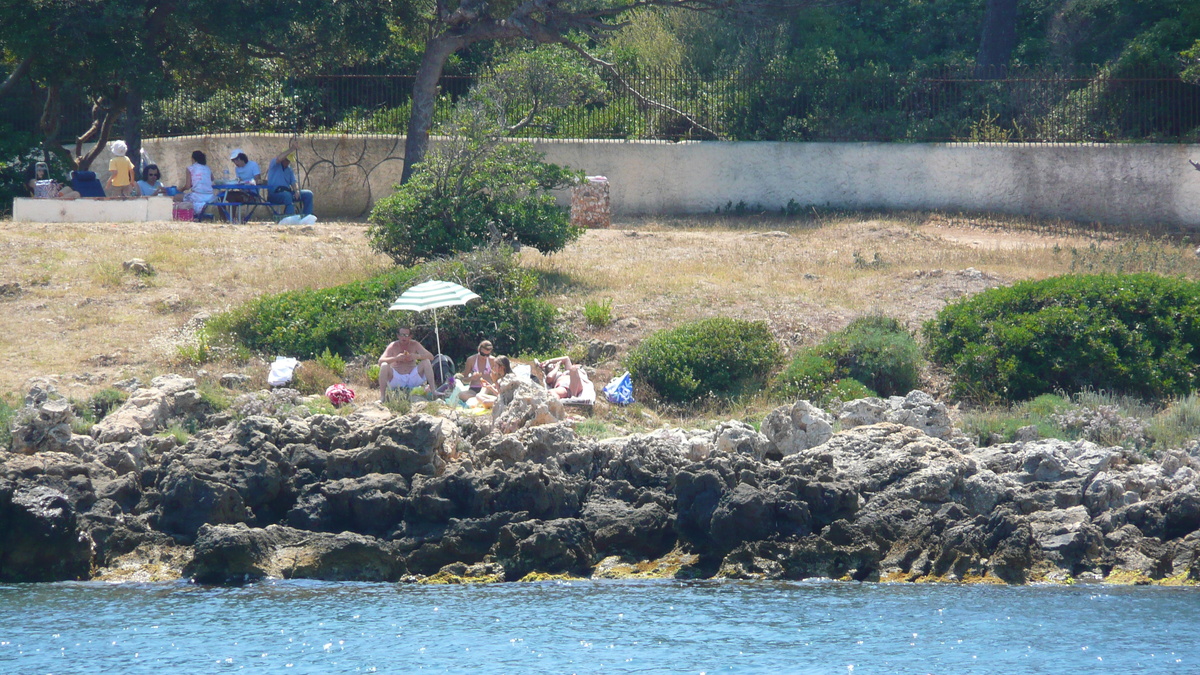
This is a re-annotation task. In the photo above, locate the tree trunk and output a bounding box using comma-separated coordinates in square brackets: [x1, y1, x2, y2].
[126, 87, 143, 177]
[402, 34, 463, 183]
[976, 0, 1017, 78]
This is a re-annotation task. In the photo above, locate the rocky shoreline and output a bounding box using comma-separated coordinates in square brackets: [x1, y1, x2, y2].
[2, 375, 1199, 586]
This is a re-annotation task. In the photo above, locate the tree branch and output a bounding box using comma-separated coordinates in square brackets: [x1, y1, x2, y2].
[558, 40, 722, 139]
[0, 56, 33, 100]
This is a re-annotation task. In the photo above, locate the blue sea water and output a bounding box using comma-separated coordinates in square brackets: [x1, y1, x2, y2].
[1, 579, 1198, 674]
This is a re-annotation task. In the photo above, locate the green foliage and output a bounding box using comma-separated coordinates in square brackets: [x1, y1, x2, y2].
[198, 381, 233, 413]
[314, 348, 347, 377]
[1147, 393, 1200, 450]
[775, 316, 921, 403]
[583, 298, 614, 328]
[369, 109, 581, 265]
[86, 388, 129, 422]
[925, 274, 1200, 402]
[774, 352, 838, 402]
[825, 378, 878, 406]
[822, 316, 921, 396]
[381, 388, 412, 416]
[626, 318, 781, 403]
[0, 393, 17, 450]
[208, 248, 567, 364]
[158, 422, 190, 446]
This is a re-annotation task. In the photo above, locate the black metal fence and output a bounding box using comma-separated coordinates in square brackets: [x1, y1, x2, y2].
[4, 66, 1199, 144]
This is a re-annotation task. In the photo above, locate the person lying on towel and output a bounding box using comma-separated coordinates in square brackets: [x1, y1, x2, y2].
[537, 356, 590, 398]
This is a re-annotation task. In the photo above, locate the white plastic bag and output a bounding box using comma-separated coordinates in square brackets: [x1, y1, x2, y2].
[267, 356, 300, 387]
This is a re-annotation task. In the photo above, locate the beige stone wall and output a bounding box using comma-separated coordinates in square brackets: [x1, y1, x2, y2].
[106, 135, 1200, 226]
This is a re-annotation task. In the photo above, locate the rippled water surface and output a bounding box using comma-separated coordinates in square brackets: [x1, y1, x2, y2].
[2, 579, 1198, 673]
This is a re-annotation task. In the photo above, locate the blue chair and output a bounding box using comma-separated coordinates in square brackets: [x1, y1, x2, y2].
[71, 171, 105, 198]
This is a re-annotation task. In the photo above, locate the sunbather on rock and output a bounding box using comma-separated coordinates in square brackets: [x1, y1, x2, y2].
[538, 356, 590, 398]
[465, 356, 511, 409]
[457, 340, 497, 398]
[378, 326, 435, 398]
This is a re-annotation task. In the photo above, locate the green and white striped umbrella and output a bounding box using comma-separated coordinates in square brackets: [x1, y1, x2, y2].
[388, 280, 480, 356]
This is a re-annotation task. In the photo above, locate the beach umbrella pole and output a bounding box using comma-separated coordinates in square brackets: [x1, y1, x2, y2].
[433, 309, 442, 357]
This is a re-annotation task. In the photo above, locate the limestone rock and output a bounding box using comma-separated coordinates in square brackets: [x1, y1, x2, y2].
[711, 421, 769, 461]
[220, 373, 251, 389]
[493, 377, 565, 434]
[122, 258, 154, 276]
[762, 400, 834, 458]
[840, 391, 953, 440]
[10, 396, 76, 455]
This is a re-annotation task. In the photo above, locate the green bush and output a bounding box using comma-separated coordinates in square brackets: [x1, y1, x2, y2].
[368, 89, 582, 266]
[79, 388, 128, 423]
[208, 248, 567, 364]
[774, 352, 838, 402]
[314, 348, 347, 377]
[583, 298, 614, 328]
[626, 318, 781, 403]
[822, 316, 921, 396]
[775, 315, 921, 403]
[925, 274, 1200, 402]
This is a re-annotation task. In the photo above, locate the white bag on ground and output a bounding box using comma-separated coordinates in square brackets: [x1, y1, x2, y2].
[267, 357, 301, 386]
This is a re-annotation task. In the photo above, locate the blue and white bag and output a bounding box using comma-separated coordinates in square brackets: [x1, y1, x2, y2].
[603, 371, 635, 405]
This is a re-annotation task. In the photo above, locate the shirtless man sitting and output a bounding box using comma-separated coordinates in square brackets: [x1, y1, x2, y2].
[378, 327, 436, 398]
[538, 356, 589, 398]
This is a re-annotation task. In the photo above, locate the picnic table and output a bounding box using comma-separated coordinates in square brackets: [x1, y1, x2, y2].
[203, 183, 287, 223]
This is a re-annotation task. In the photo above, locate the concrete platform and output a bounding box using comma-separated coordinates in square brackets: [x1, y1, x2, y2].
[12, 197, 173, 223]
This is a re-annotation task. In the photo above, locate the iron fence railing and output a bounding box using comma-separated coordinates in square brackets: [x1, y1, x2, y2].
[3, 66, 1198, 144]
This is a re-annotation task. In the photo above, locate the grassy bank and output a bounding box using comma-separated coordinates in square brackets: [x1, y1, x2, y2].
[2, 210, 1200, 440]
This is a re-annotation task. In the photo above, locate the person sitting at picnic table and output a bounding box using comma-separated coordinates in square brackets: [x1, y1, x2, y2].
[267, 138, 315, 217]
[456, 340, 497, 400]
[538, 356, 590, 399]
[378, 326, 436, 398]
[174, 150, 216, 216]
[230, 149, 262, 185]
[136, 164, 166, 197]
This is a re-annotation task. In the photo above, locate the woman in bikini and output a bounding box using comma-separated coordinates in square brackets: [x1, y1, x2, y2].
[458, 341, 497, 401]
[467, 356, 511, 409]
[538, 356, 589, 398]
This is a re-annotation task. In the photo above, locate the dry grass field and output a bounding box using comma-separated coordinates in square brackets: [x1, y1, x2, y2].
[2, 211, 1198, 401]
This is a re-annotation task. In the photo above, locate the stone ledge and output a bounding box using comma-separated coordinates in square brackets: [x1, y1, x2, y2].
[13, 196, 173, 223]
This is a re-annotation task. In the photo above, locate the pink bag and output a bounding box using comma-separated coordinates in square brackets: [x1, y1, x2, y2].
[172, 203, 194, 221]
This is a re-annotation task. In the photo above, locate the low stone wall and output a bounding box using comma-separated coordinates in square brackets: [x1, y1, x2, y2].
[122, 135, 1200, 226]
[13, 196, 173, 223]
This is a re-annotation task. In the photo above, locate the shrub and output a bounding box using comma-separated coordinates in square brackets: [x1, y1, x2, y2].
[583, 298, 614, 328]
[80, 388, 128, 423]
[774, 352, 838, 402]
[368, 88, 582, 266]
[314, 348, 347, 377]
[825, 378, 878, 405]
[294, 360, 341, 396]
[925, 274, 1200, 402]
[208, 248, 567, 364]
[1149, 394, 1200, 450]
[774, 315, 920, 403]
[822, 316, 921, 396]
[626, 318, 781, 403]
